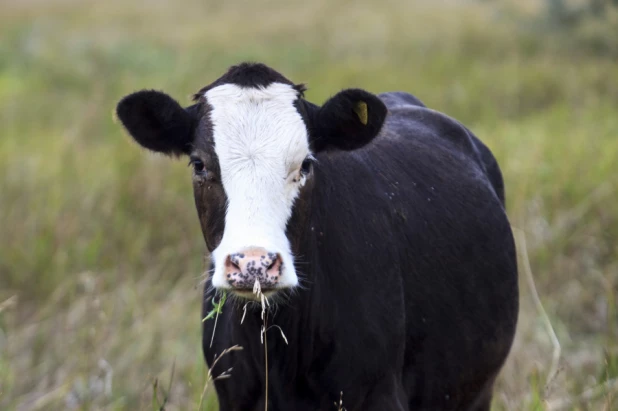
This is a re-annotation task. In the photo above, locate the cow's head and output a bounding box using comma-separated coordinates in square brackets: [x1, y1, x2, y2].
[116, 63, 387, 299]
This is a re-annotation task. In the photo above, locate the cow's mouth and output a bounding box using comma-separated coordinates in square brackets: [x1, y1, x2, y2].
[231, 287, 278, 300]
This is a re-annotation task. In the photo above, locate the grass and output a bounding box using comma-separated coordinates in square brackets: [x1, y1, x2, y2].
[0, 0, 617, 409]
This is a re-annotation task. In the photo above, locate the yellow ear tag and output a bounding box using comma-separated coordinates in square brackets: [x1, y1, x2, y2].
[353, 101, 368, 125]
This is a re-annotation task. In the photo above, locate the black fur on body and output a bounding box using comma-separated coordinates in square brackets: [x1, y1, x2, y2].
[116, 63, 518, 411]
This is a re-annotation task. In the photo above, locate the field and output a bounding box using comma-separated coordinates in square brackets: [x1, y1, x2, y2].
[1, 0, 617, 409]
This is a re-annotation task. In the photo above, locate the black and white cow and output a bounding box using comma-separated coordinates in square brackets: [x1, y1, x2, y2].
[116, 63, 518, 411]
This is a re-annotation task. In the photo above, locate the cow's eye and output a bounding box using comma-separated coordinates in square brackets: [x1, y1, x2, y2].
[300, 157, 313, 175]
[190, 158, 206, 175]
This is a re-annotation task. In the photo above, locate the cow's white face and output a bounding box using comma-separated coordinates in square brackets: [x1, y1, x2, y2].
[204, 83, 311, 293]
[115, 62, 388, 300]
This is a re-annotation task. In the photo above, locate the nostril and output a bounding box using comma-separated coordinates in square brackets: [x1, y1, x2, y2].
[225, 254, 241, 271]
[264, 253, 282, 272]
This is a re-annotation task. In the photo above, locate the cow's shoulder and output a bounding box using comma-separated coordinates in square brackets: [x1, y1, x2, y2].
[377, 92, 505, 205]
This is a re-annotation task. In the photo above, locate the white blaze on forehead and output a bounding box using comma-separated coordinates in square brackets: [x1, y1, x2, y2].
[205, 82, 310, 289]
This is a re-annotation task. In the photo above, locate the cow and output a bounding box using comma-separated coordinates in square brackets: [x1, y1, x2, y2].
[116, 62, 518, 411]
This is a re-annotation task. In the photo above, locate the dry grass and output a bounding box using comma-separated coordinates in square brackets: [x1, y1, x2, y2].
[1, 0, 617, 409]
[197, 345, 243, 411]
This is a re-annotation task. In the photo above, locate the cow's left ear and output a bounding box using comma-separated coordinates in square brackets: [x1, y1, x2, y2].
[312, 88, 387, 152]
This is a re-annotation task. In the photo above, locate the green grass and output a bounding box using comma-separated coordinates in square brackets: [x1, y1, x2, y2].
[1, 0, 617, 409]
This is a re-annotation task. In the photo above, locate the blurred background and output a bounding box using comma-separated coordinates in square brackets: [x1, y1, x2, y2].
[1, 0, 617, 409]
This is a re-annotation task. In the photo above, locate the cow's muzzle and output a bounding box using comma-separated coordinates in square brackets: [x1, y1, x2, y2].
[224, 247, 283, 292]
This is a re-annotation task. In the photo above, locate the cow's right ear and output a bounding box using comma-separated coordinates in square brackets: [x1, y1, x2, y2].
[115, 90, 197, 157]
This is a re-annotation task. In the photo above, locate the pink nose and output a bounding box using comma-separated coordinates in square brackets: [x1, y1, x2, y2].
[224, 248, 283, 290]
